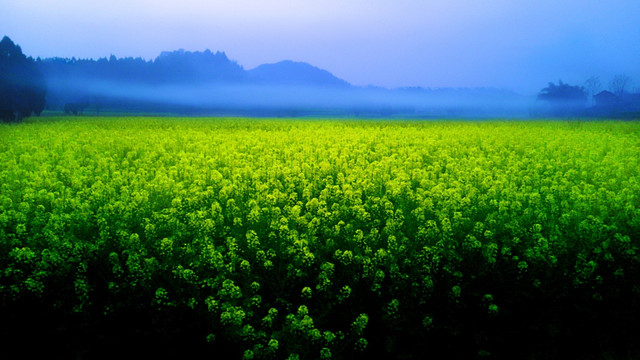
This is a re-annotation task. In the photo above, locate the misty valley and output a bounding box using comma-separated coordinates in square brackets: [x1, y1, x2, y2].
[2, 36, 638, 122]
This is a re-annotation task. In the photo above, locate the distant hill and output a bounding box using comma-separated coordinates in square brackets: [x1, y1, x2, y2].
[247, 60, 350, 87]
[31, 46, 534, 117]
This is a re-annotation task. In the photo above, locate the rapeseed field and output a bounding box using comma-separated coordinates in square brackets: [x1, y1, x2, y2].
[1, 117, 639, 359]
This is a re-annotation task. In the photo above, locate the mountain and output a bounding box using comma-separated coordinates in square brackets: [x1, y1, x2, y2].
[247, 60, 350, 87]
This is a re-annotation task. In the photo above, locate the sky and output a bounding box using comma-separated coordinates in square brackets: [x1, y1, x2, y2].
[2, 0, 639, 95]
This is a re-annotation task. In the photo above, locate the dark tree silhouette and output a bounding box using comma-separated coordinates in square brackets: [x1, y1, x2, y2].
[537, 80, 587, 116]
[609, 74, 632, 97]
[583, 76, 601, 106]
[0, 36, 46, 122]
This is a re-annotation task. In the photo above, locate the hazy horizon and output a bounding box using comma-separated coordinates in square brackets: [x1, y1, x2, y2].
[3, 0, 639, 95]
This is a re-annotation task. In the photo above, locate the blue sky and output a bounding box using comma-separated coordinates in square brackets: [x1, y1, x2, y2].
[3, 0, 639, 94]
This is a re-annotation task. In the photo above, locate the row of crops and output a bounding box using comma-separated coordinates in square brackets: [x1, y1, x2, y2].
[1, 117, 639, 358]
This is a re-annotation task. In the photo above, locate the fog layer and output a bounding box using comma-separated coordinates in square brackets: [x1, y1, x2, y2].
[39, 51, 534, 117]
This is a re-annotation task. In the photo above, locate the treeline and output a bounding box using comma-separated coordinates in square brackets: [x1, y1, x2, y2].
[41, 49, 246, 86]
[38, 49, 245, 114]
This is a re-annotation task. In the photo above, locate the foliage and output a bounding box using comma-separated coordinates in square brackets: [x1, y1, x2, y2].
[609, 74, 633, 97]
[537, 81, 587, 116]
[1, 117, 640, 359]
[583, 76, 602, 106]
[0, 36, 46, 122]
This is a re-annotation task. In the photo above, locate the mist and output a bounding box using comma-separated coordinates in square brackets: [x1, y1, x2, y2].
[43, 75, 538, 118]
[3, 0, 638, 119]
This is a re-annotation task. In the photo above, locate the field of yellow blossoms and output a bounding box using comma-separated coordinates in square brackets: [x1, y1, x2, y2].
[1, 117, 639, 359]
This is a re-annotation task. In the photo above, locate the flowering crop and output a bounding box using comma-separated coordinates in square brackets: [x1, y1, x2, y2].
[1, 117, 639, 358]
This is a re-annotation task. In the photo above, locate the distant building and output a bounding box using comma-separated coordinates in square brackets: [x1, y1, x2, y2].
[589, 90, 640, 117]
[593, 90, 618, 107]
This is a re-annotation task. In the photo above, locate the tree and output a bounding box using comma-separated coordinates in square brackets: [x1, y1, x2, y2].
[0, 36, 46, 122]
[609, 74, 632, 97]
[583, 76, 602, 106]
[537, 80, 587, 116]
